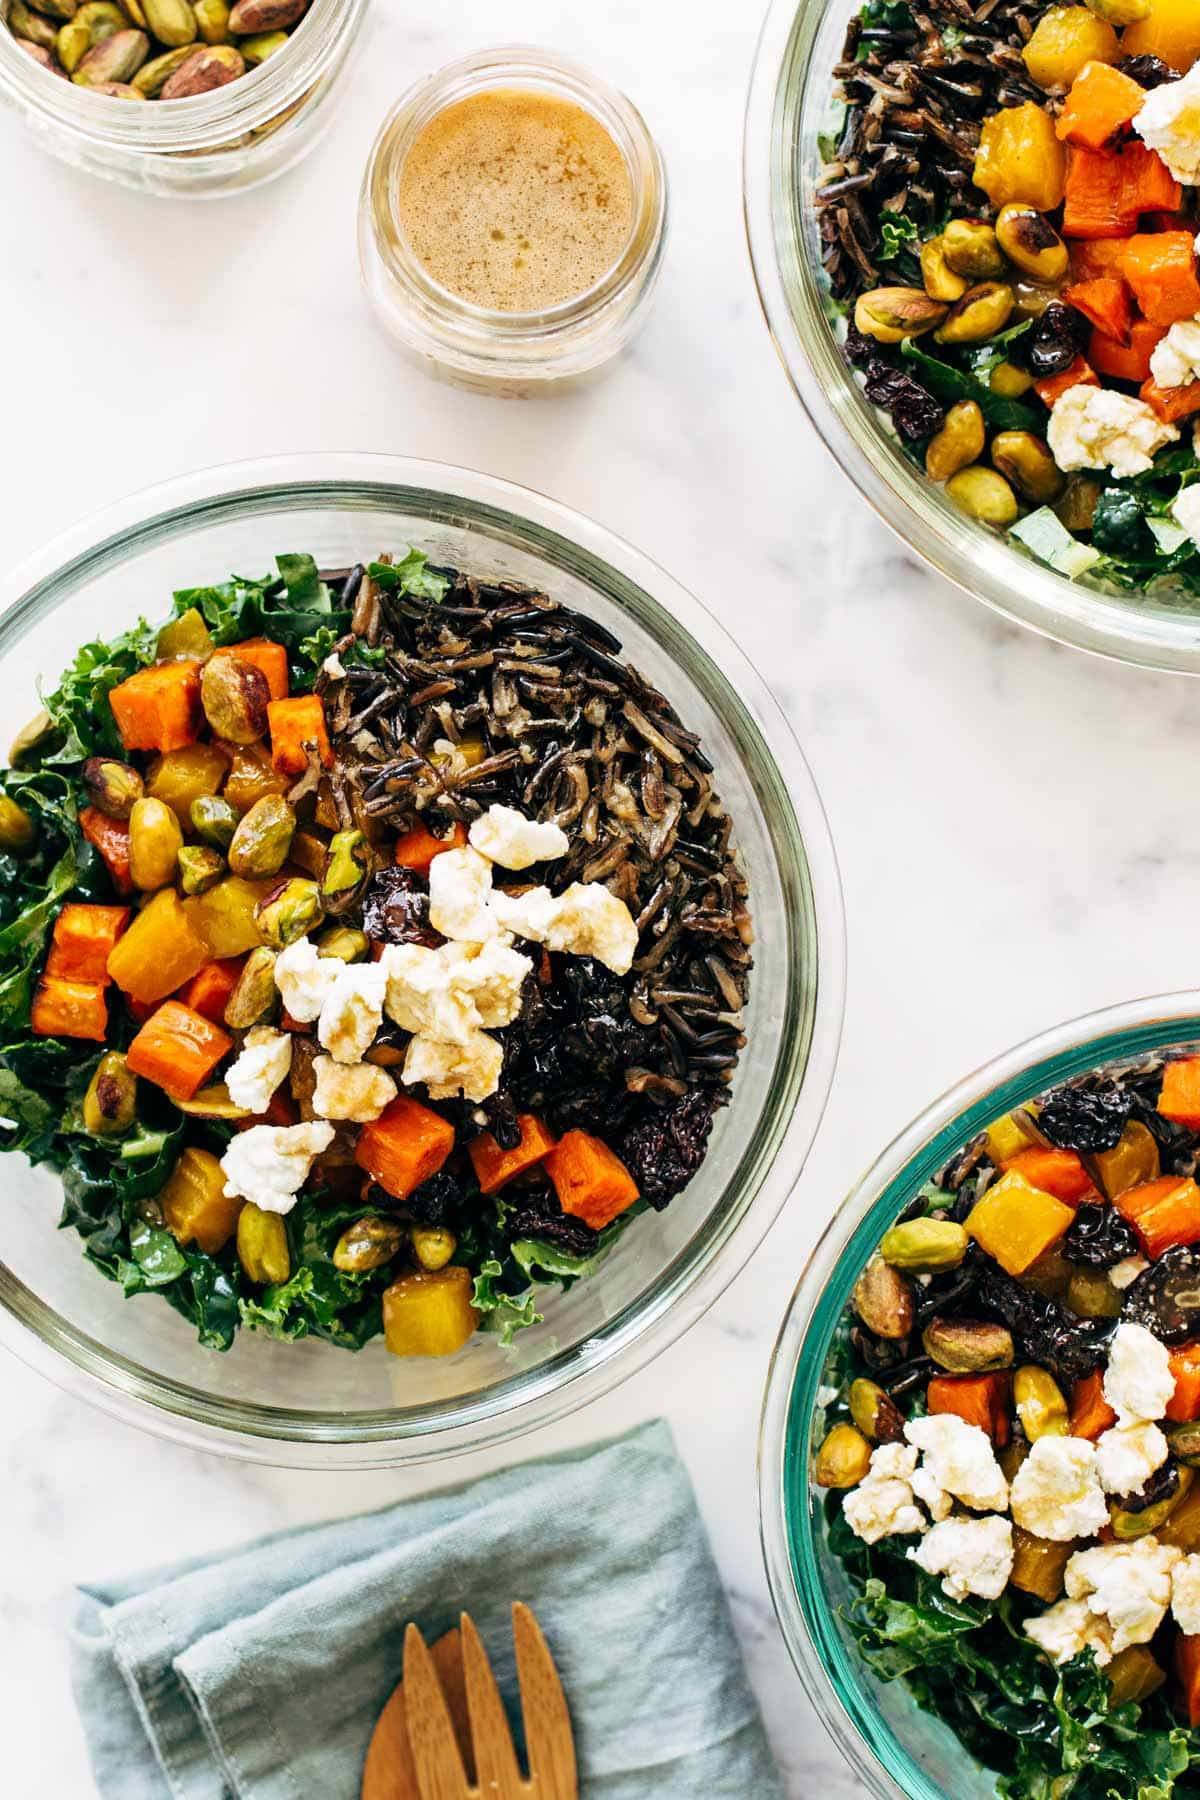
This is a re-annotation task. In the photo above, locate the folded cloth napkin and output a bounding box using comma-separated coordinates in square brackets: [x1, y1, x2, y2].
[70, 1418, 783, 1800]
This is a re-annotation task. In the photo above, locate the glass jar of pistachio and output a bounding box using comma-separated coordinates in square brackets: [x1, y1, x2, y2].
[0, 0, 365, 196]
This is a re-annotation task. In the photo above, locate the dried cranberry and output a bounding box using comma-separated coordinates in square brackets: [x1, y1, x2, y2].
[620, 1091, 720, 1210]
[861, 364, 945, 440]
[1120, 54, 1179, 87]
[1037, 1080, 1131, 1152]
[1063, 1202, 1138, 1269]
[360, 866, 439, 946]
[1019, 302, 1091, 378]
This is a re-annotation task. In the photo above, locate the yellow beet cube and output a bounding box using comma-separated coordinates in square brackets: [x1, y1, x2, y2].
[146, 742, 230, 825]
[382, 1266, 481, 1357]
[984, 1112, 1031, 1165]
[1022, 6, 1119, 87]
[965, 1169, 1074, 1276]
[185, 876, 273, 958]
[106, 887, 210, 1005]
[157, 606, 215, 663]
[161, 1147, 243, 1255]
[1009, 1526, 1073, 1603]
[1122, 0, 1200, 73]
[974, 103, 1068, 211]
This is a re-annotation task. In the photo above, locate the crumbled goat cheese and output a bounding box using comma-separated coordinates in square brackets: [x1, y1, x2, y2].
[1173, 482, 1200, 550]
[311, 1055, 397, 1123]
[468, 803, 569, 871]
[1065, 1537, 1182, 1656]
[1173, 1554, 1200, 1636]
[490, 881, 639, 976]
[402, 1029, 504, 1103]
[1048, 385, 1179, 479]
[317, 961, 389, 1065]
[1024, 1598, 1115, 1669]
[1109, 1254, 1150, 1293]
[220, 1121, 335, 1215]
[1150, 316, 1200, 388]
[904, 1414, 1009, 1513]
[910, 1463, 954, 1523]
[322, 652, 346, 679]
[428, 846, 501, 943]
[908, 1516, 1014, 1602]
[382, 939, 531, 1044]
[454, 938, 530, 1028]
[1095, 1421, 1169, 1496]
[1136, 65, 1200, 185]
[1105, 1321, 1176, 1425]
[224, 1026, 292, 1116]
[274, 938, 343, 1023]
[1010, 1436, 1110, 1542]
[843, 1443, 927, 1545]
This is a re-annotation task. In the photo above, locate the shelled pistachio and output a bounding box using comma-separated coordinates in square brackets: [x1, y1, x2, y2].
[5, 0, 309, 97]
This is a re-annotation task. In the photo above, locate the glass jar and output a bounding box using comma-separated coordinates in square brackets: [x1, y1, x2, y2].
[0, 0, 366, 198]
[358, 47, 669, 396]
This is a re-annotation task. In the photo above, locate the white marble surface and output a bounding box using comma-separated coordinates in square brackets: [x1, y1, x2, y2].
[5, 1, 1200, 1794]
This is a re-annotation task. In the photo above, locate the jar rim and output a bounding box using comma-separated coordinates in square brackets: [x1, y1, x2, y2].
[362, 45, 669, 341]
[0, 0, 360, 151]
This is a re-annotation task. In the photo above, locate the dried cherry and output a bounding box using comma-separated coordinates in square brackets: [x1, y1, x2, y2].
[976, 1261, 1114, 1383]
[1122, 1246, 1200, 1345]
[620, 1091, 720, 1210]
[1063, 1203, 1138, 1269]
[361, 867, 439, 946]
[1036, 1079, 1131, 1153]
[1120, 54, 1179, 87]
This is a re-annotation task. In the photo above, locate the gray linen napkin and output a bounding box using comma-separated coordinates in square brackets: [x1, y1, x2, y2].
[70, 1419, 782, 1800]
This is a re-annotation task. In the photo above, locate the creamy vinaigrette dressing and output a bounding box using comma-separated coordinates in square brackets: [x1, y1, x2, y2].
[397, 88, 635, 312]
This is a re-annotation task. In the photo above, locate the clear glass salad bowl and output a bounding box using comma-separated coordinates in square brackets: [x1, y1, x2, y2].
[0, 453, 844, 1469]
[759, 991, 1200, 1798]
[744, 0, 1200, 676]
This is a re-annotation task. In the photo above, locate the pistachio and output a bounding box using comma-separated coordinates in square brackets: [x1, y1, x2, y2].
[411, 1225, 457, 1272]
[991, 430, 1065, 504]
[815, 1422, 873, 1489]
[925, 400, 986, 484]
[322, 827, 367, 899]
[935, 282, 1015, 346]
[1169, 1421, 1200, 1466]
[317, 924, 368, 962]
[56, 18, 93, 70]
[848, 1377, 905, 1443]
[175, 1082, 251, 1119]
[854, 286, 948, 344]
[28, 0, 78, 20]
[76, 2, 129, 39]
[9, 709, 55, 768]
[1084, 0, 1150, 22]
[0, 795, 36, 854]
[995, 204, 1069, 286]
[228, 792, 296, 878]
[128, 796, 183, 891]
[238, 26, 286, 61]
[333, 1215, 406, 1274]
[86, 78, 144, 92]
[879, 1216, 968, 1273]
[922, 1315, 1014, 1373]
[237, 1202, 291, 1285]
[942, 218, 1006, 280]
[227, 0, 305, 27]
[200, 649, 269, 744]
[991, 359, 1035, 398]
[10, 2, 59, 48]
[82, 1051, 137, 1137]
[1067, 1268, 1122, 1319]
[1111, 1466, 1193, 1540]
[919, 236, 967, 304]
[1014, 1365, 1069, 1441]
[72, 25, 149, 81]
[121, 0, 147, 21]
[945, 465, 1020, 526]
[190, 793, 239, 851]
[142, 0, 196, 43]
[255, 877, 323, 949]
[177, 844, 225, 895]
[82, 755, 144, 820]
[223, 945, 278, 1030]
[132, 40, 198, 89]
[192, 0, 230, 36]
[852, 1256, 915, 1340]
[14, 34, 64, 64]
[159, 38, 242, 93]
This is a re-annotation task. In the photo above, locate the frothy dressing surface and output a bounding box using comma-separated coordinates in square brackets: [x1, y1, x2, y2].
[397, 89, 635, 314]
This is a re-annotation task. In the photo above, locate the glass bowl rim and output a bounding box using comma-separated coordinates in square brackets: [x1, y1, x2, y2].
[757, 987, 1200, 1799]
[742, 0, 1200, 678]
[0, 450, 846, 1469]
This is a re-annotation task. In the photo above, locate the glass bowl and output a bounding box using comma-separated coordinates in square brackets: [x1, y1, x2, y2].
[744, 0, 1200, 676]
[759, 990, 1200, 1799]
[0, 453, 845, 1469]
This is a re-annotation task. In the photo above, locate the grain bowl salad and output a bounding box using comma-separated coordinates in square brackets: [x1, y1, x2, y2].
[817, 1057, 1200, 1796]
[0, 552, 750, 1357]
[819, 0, 1200, 596]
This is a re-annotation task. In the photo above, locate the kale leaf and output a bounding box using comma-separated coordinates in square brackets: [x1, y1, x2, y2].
[900, 339, 1042, 432]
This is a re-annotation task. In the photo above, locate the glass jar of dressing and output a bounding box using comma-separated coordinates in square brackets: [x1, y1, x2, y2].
[358, 46, 669, 395]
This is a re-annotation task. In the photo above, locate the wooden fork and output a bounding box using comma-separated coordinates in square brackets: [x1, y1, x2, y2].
[401, 1605, 577, 1800]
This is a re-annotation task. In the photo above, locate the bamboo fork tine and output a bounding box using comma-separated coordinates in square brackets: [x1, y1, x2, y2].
[459, 1613, 525, 1800]
[512, 1604, 577, 1800]
[402, 1624, 472, 1800]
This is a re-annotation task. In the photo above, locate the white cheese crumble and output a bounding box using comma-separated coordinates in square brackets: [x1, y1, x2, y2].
[843, 1443, 928, 1545]
[908, 1516, 1014, 1602]
[382, 939, 531, 1045]
[1109, 1254, 1149, 1293]
[456, 938, 531, 1028]
[1065, 1537, 1182, 1656]
[274, 938, 343, 1023]
[1095, 1421, 1169, 1497]
[402, 1029, 504, 1103]
[1104, 1321, 1176, 1426]
[317, 961, 389, 1065]
[428, 846, 501, 943]
[224, 1026, 292, 1116]
[1135, 65, 1200, 185]
[1048, 385, 1179, 480]
[491, 881, 639, 976]
[910, 1462, 954, 1523]
[311, 1055, 396, 1123]
[1024, 1597, 1115, 1669]
[1009, 1436, 1110, 1542]
[1173, 482, 1200, 550]
[904, 1414, 1009, 1513]
[219, 1121, 335, 1216]
[1173, 1554, 1200, 1636]
[1150, 316, 1200, 389]
[468, 803, 569, 871]
[322, 652, 346, 679]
